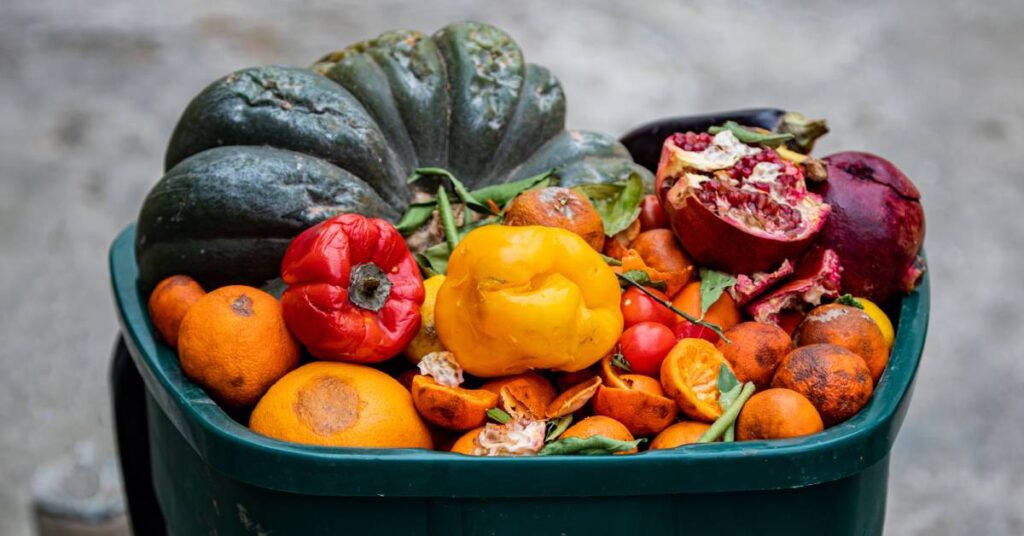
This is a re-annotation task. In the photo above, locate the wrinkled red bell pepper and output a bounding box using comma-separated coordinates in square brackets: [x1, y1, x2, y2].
[280, 214, 425, 363]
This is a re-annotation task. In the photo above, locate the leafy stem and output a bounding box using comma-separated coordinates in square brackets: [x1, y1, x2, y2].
[615, 272, 730, 343]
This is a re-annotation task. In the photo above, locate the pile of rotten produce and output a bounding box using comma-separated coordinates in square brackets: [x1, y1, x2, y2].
[132, 22, 926, 456]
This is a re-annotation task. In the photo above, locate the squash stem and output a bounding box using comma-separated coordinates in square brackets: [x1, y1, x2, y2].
[696, 382, 755, 443]
[437, 186, 459, 252]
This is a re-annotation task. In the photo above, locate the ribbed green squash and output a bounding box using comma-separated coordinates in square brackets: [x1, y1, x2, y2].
[137, 22, 652, 293]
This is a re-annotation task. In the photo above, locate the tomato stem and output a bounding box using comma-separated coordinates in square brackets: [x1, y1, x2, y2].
[615, 273, 730, 343]
[696, 382, 755, 443]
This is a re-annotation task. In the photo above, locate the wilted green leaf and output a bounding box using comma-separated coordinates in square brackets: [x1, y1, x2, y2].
[487, 408, 511, 424]
[545, 415, 573, 442]
[538, 435, 643, 456]
[699, 268, 737, 320]
[574, 174, 644, 236]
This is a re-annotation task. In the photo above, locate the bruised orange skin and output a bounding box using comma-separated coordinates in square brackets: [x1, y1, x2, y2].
[716, 322, 793, 390]
[178, 286, 299, 407]
[649, 421, 711, 449]
[736, 388, 824, 441]
[450, 427, 484, 455]
[148, 275, 205, 348]
[481, 372, 557, 419]
[630, 229, 695, 280]
[504, 187, 606, 251]
[545, 376, 602, 419]
[249, 362, 433, 449]
[772, 344, 874, 426]
[671, 281, 741, 332]
[411, 375, 499, 431]
[603, 219, 642, 260]
[592, 374, 678, 437]
[660, 338, 733, 422]
[796, 304, 890, 383]
[560, 416, 638, 454]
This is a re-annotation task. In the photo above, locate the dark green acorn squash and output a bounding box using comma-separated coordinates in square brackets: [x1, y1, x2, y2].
[136, 21, 652, 293]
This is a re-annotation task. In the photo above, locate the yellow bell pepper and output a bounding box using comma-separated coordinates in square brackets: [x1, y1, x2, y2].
[435, 225, 624, 377]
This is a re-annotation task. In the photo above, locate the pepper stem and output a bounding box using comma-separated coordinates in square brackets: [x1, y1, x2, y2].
[348, 263, 393, 312]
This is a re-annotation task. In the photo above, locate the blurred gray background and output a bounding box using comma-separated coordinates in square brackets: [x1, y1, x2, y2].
[1, 0, 1021, 534]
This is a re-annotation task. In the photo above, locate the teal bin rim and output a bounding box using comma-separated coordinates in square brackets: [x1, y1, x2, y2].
[110, 224, 929, 498]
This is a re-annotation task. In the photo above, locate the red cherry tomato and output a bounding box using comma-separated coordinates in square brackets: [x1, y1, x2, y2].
[620, 287, 676, 328]
[673, 320, 720, 344]
[619, 321, 677, 377]
[638, 194, 669, 231]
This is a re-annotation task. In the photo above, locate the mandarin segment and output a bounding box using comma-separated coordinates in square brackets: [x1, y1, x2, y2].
[772, 344, 874, 426]
[660, 338, 732, 422]
[249, 362, 433, 449]
[147, 275, 206, 348]
[716, 321, 793, 390]
[736, 388, 824, 440]
[796, 303, 890, 382]
[177, 285, 298, 407]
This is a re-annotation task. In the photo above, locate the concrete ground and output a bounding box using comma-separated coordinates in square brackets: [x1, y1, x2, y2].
[1, 1, 1021, 534]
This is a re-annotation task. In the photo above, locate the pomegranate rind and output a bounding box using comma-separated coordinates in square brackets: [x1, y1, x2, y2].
[728, 259, 795, 306]
[656, 135, 830, 274]
[746, 248, 842, 325]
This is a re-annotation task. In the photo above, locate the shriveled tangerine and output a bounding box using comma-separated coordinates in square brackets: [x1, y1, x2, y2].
[772, 344, 874, 426]
[592, 374, 677, 437]
[148, 275, 205, 348]
[660, 338, 732, 422]
[250, 362, 432, 449]
[178, 285, 299, 407]
[796, 303, 889, 382]
[450, 427, 484, 455]
[736, 388, 824, 440]
[504, 187, 605, 251]
[716, 322, 793, 390]
[671, 281, 741, 332]
[649, 422, 711, 449]
[560, 416, 638, 454]
[411, 375, 499, 431]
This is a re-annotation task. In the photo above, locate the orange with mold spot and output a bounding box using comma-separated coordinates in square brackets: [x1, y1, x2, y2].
[250, 362, 433, 448]
[177, 285, 299, 407]
[772, 344, 873, 426]
[796, 303, 890, 383]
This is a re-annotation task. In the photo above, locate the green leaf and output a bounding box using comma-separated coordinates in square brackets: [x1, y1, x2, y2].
[545, 415, 573, 442]
[619, 269, 668, 292]
[415, 242, 451, 276]
[395, 202, 436, 236]
[410, 167, 489, 213]
[538, 435, 643, 456]
[716, 363, 740, 395]
[777, 112, 829, 154]
[436, 186, 460, 253]
[836, 294, 864, 309]
[698, 268, 737, 320]
[260, 277, 287, 300]
[600, 253, 623, 266]
[487, 408, 511, 424]
[470, 169, 556, 209]
[611, 351, 632, 373]
[709, 121, 794, 148]
[573, 174, 644, 236]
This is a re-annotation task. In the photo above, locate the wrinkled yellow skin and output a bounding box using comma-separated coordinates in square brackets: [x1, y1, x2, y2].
[436, 225, 623, 377]
[403, 275, 447, 364]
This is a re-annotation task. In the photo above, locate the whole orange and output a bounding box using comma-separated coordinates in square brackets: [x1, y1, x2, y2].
[736, 388, 824, 441]
[178, 285, 299, 407]
[147, 275, 205, 348]
[772, 344, 874, 426]
[504, 187, 605, 251]
[671, 281, 741, 332]
[716, 322, 793, 390]
[250, 362, 433, 449]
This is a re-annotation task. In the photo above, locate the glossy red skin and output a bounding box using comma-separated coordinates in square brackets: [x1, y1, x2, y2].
[620, 287, 676, 328]
[673, 321, 720, 345]
[280, 214, 424, 363]
[619, 321, 677, 377]
[655, 137, 827, 274]
[815, 151, 926, 303]
[638, 194, 670, 231]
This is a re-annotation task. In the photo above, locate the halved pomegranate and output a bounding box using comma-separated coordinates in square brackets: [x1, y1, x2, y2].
[655, 130, 830, 274]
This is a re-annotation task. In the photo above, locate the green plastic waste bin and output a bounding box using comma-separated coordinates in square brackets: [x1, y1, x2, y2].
[110, 224, 927, 536]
